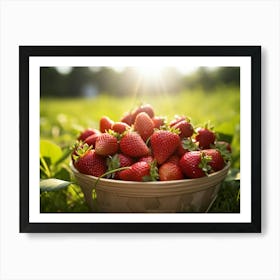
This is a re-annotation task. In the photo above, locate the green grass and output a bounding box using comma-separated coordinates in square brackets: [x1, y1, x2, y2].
[40, 87, 240, 213]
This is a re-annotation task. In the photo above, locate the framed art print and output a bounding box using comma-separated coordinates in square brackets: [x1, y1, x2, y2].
[19, 46, 261, 233]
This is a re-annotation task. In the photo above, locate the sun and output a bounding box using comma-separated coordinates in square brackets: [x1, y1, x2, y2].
[136, 66, 164, 81]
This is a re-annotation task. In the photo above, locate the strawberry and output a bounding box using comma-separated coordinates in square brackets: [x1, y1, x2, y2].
[176, 138, 198, 156]
[203, 149, 225, 172]
[111, 122, 130, 134]
[150, 130, 180, 164]
[107, 153, 134, 179]
[169, 115, 186, 127]
[215, 141, 232, 153]
[74, 148, 107, 177]
[95, 133, 119, 156]
[195, 127, 216, 149]
[166, 154, 180, 165]
[120, 112, 133, 125]
[131, 104, 154, 122]
[119, 161, 150, 181]
[172, 120, 194, 138]
[119, 132, 150, 157]
[179, 151, 212, 178]
[159, 162, 184, 181]
[134, 112, 154, 142]
[100, 116, 114, 133]
[138, 155, 154, 165]
[84, 131, 101, 147]
[152, 116, 166, 129]
[77, 128, 99, 141]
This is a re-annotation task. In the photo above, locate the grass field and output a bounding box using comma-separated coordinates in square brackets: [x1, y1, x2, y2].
[40, 87, 240, 213]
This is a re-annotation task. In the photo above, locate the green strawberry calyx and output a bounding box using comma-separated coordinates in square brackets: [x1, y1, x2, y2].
[198, 152, 212, 175]
[142, 160, 159, 182]
[181, 138, 198, 151]
[72, 142, 93, 162]
[212, 142, 232, 162]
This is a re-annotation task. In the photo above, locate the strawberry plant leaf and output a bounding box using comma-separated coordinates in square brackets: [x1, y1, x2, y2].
[40, 140, 62, 165]
[40, 179, 72, 192]
[54, 147, 72, 166]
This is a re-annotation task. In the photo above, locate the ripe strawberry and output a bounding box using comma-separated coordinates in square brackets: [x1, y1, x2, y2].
[195, 127, 216, 149]
[204, 149, 225, 172]
[77, 128, 99, 141]
[179, 151, 212, 178]
[215, 141, 232, 153]
[176, 138, 198, 156]
[172, 120, 194, 138]
[84, 131, 101, 147]
[138, 155, 154, 164]
[107, 153, 134, 179]
[120, 112, 133, 125]
[119, 132, 150, 157]
[152, 116, 166, 129]
[169, 115, 186, 127]
[134, 112, 154, 142]
[159, 162, 184, 181]
[150, 130, 180, 164]
[111, 122, 130, 134]
[100, 116, 114, 133]
[75, 149, 107, 177]
[119, 161, 150, 181]
[95, 133, 119, 156]
[131, 104, 154, 122]
[166, 154, 180, 165]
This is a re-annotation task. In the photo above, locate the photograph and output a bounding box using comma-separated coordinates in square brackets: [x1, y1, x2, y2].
[20, 46, 261, 232]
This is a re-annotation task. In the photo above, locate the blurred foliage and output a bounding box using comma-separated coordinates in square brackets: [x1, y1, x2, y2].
[40, 66, 240, 98]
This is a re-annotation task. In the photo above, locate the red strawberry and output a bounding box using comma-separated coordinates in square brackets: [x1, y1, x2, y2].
[75, 149, 107, 177]
[120, 112, 133, 125]
[152, 116, 165, 129]
[138, 155, 154, 165]
[159, 162, 184, 181]
[84, 131, 101, 147]
[169, 115, 186, 127]
[179, 151, 212, 178]
[131, 104, 155, 122]
[166, 154, 180, 165]
[119, 132, 150, 157]
[107, 153, 135, 179]
[150, 130, 180, 164]
[195, 128, 216, 149]
[95, 133, 119, 156]
[100, 116, 114, 133]
[77, 128, 99, 141]
[215, 141, 232, 153]
[119, 161, 150, 181]
[176, 138, 198, 156]
[111, 122, 130, 134]
[134, 112, 154, 142]
[204, 149, 225, 172]
[172, 120, 194, 138]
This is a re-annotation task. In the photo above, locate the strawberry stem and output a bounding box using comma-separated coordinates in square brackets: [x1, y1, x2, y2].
[94, 166, 131, 188]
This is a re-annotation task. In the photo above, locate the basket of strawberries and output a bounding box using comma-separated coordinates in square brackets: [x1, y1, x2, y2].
[70, 104, 231, 213]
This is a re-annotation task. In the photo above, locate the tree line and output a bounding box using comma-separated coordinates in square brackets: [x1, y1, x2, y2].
[40, 66, 239, 98]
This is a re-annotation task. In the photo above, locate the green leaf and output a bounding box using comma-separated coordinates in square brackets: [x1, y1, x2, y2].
[225, 168, 240, 182]
[40, 140, 62, 165]
[40, 179, 72, 192]
[54, 147, 72, 166]
[216, 132, 233, 144]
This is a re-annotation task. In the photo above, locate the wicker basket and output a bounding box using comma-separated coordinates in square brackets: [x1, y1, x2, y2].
[70, 162, 230, 213]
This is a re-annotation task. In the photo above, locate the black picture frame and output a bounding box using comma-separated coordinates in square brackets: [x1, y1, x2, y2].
[20, 46, 261, 233]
